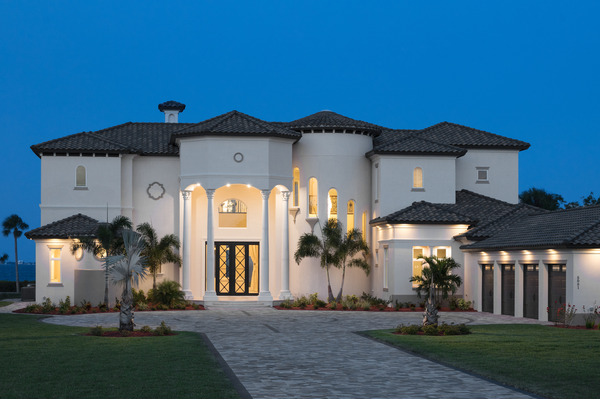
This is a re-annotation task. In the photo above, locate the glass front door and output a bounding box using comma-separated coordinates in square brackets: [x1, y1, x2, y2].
[215, 242, 259, 295]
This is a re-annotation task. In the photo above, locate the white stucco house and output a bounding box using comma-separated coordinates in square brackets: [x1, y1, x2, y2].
[26, 101, 600, 321]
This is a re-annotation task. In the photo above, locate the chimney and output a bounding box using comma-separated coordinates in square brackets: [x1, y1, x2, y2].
[158, 100, 186, 123]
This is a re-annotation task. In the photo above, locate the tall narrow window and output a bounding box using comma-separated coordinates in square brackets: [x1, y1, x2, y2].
[76, 166, 86, 187]
[413, 167, 423, 189]
[347, 200, 355, 233]
[308, 178, 318, 217]
[219, 199, 247, 228]
[49, 248, 62, 283]
[292, 168, 300, 207]
[374, 163, 380, 203]
[383, 246, 389, 290]
[328, 189, 338, 221]
[361, 211, 367, 241]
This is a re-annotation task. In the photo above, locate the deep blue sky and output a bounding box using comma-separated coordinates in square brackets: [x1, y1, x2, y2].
[1, 1, 599, 262]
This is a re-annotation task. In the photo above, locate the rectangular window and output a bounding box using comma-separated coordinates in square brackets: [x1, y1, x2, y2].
[374, 163, 380, 203]
[49, 248, 62, 283]
[433, 246, 450, 259]
[383, 246, 389, 290]
[412, 246, 429, 287]
[476, 167, 489, 184]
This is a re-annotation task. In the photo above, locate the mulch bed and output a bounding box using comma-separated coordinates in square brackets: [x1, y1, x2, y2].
[82, 330, 177, 337]
[274, 305, 475, 312]
[14, 304, 204, 315]
[548, 324, 599, 330]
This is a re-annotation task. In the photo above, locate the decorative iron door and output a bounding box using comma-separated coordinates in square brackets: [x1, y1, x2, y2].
[215, 242, 259, 296]
[501, 264, 515, 316]
[482, 264, 494, 313]
[523, 264, 539, 319]
[548, 264, 566, 323]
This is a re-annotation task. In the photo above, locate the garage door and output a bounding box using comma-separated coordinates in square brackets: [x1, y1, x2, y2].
[548, 264, 566, 323]
[501, 264, 515, 316]
[482, 264, 494, 313]
[523, 264, 539, 319]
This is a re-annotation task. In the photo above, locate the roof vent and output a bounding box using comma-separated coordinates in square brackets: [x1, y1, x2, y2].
[158, 100, 186, 123]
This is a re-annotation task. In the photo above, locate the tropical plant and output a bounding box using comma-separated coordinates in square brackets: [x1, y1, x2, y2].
[148, 280, 185, 308]
[0, 253, 8, 264]
[410, 255, 463, 307]
[106, 229, 147, 331]
[2, 214, 29, 293]
[71, 215, 132, 305]
[294, 219, 369, 302]
[136, 222, 181, 290]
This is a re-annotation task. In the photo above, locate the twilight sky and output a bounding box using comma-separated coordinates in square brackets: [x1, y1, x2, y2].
[1, 1, 599, 262]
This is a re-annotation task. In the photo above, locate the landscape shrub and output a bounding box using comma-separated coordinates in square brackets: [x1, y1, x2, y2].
[79, 299, 92, 310]
[280, 299, 292, 309]
[396, 324, 421, 335]
[140, 325, 152, 333]
[154, 321, 172, 336]
[58, 296, 71, 314]
[90, 326, 103, 336]
[149, 280, 185, 308]
[308, 293, 320, 305]
[314, 299, 327, 309]
[457, 298, 472, 310]
[41, 297, 55, 313]
[360, 292, 388, 307]
[136, 302, 149, 311]
[293, 295, 309, 308]
[132, 288, 147, 306]
[422, 324, 439, 336]
[329, 301, 337, 310]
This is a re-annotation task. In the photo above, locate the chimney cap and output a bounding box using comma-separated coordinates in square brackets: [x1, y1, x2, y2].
[158, 100, 186, 112]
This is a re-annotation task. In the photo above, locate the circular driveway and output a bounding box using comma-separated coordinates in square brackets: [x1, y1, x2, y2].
[40, 307, 543, 398]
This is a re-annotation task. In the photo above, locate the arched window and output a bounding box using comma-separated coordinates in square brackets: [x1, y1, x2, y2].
[308, 178, 318, 217]
[219, 199, 247, 227]
[328, 189, 338, 221]
[76, 166, 86, 187]
[362, 212, 367, 241]
[413, 167, 423, 189]
[347, 200, 355, 233]
[293, 168, 300, 207]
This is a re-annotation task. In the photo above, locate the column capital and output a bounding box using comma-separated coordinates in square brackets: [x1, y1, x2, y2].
[205, 189, 216, 199]
[281, 191, 291, 201]
[181, 190, 192, 200]
[260, 189, 271, 200]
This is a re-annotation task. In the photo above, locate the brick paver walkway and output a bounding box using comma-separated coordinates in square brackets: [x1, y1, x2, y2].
[7, 301, 546, 398]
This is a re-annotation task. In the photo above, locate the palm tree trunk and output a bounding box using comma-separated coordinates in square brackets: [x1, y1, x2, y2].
[13, 234, 19, 294]
[153, 270, 157, 290]
[104, 264, 109, 306]
[335, 264, 347, 302]
[120, 278, 134, 331]
[325, 266, 334, 302]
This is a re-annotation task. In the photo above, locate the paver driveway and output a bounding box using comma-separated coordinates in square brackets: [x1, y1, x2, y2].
[39, 306, 544, 399]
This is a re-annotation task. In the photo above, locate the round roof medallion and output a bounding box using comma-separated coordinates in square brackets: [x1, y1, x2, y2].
[233, 152, 244, 163]
[147, 182, 166, 200]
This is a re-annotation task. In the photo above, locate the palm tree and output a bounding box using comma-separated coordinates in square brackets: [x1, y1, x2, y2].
[71, 215, 132, 305]
[335, 227, 370, 301]
[136, 222, 181, 290]
[295, 219, 369, 302]
[519, 187, 565, 210]
[2, 215, 29, 293]
[410, 255, 462, 307]
[0, 253, 8, 264]
[106, 230, 147, 331]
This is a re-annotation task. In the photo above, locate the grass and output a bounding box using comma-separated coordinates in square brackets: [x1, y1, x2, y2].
[0, 301, 11, 307]
[0, 314, 241, 398]
[365, 324, 600, 398]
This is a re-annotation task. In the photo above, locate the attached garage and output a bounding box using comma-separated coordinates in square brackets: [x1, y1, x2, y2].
[523, 264, 539, 319]
[547, 264, 566, 323]
[501, 264, 515, 316]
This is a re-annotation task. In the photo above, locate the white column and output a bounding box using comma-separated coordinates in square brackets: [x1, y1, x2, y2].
[204, 189, 218, 302]
[181, 190, 193, 300]
[279, 191, 292, 300]
[258, 189, 273, 302]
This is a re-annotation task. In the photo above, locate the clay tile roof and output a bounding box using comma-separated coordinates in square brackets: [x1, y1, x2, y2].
[283, 111, 383, 135]
[25, 214, 100, 239]
[419, 122, 530, 150]
[371, 201, 476, 225]
[158, 100, 186, 112]
[368, 131, 467, 157]
[170, 110, 301, 142]
[462, 205, 600, 250]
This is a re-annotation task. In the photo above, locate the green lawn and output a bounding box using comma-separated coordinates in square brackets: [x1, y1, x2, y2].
[0, 314, 241, 398]
[365, 324, 600, 398]
[0, 301, 11, 307]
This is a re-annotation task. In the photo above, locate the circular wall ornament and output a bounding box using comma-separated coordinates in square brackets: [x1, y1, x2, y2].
[233, 152, 244, 163]
[147, 182, 166, 200]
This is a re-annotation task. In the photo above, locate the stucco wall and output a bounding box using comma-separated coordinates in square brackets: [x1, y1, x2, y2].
[40, 155, 122, 224]
[455, 149, 520, 204]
